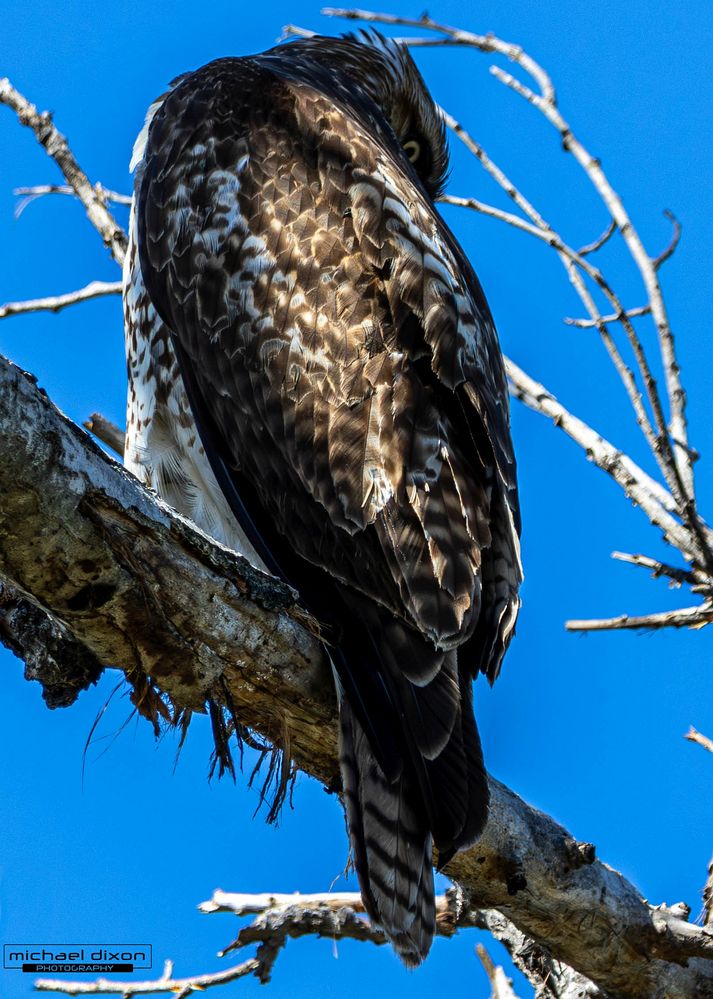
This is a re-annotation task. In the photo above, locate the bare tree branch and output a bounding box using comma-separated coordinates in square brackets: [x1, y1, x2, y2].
[0, 280, 122, 320]
[0, 78, 127, 264]
[477, 943, 521, 999]
[578, 220, 617, 256]
[13, 183, 131, 219]
[505, 359, 691, 547]
[653, 210, 682, 270]
[2, 355, 713, 996]
[3, 21, 713, 996]
[564, 305, 651, 329]
[35, 958, 261, 996]
[200, 889, 602, 998]
[322, 7, 692, 498]
[566, 605, 713, 633]
[83, 413, 125, 458]
[611, 551, 702, 588]
[685, 727, 713, 754]
[439, 105, 688, 519]
[437, 107, 690, 526]
[204, 889, 605, 998]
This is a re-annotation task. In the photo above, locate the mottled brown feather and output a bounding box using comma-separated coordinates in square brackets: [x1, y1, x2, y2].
[128, 33, 522, 965]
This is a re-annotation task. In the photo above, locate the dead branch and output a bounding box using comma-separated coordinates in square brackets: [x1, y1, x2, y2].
[477, 943, 520, 999]
[439, 104, 687, 519]
[83, 413, 125, 458]
[0, 280, 122, 320]
[654, 210, 683, 269]
[685, 727, 713, 754]
[566, 605, 713, 633]
[564, 305, 651, 328]
[578, 219, 617, 256]
[611, 551, 702, 588]
[13, 183, 131, 218]
[505, 359, 691, 548]
[2, 355, 713, 996]
[201, 889, 601, 998]
[0, 78, 127, 264]
[34, 957, 260, 996]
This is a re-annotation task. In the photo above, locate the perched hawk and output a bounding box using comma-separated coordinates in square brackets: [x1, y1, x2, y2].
[124, 32, 522, 966]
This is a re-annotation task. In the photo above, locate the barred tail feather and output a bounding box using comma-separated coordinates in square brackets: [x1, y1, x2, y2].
[339, 698, 436, 966]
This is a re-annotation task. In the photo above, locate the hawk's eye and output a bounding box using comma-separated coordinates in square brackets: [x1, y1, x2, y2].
[403, 139, 421, 163]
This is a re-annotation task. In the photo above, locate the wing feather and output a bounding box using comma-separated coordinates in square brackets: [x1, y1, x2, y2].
[134, 45, 521, 965]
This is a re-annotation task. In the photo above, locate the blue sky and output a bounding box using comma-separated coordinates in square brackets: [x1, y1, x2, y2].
[1, 2, 713, 996]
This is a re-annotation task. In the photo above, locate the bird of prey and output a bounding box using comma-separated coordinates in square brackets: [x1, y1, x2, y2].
[123, 31, 522, 966]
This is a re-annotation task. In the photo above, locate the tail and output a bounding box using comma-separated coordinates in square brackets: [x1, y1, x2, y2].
[333, 600, 489, 966]
[339, 696, 435, 966]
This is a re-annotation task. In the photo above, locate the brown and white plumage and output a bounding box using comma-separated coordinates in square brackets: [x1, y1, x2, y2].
[124, 32, 522, 966]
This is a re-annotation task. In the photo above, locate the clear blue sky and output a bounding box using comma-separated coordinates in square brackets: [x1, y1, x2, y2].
[1, 2, 713, 996]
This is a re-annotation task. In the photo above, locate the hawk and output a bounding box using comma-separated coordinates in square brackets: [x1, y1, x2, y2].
[123, 32, 522, 966]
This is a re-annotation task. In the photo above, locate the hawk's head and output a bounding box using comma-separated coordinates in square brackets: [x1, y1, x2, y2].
[274, 31, 449, 199]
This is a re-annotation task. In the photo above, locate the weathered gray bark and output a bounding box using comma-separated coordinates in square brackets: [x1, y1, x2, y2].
[1, 352, 712, 998]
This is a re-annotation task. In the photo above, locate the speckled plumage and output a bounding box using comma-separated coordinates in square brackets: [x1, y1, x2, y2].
[124, 32, 522, 966]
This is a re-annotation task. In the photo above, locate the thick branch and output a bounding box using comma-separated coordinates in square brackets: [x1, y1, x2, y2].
[2, 358, 713, 997]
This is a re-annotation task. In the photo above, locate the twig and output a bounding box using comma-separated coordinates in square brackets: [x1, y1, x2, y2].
[34, 958, 260, 995]
[0, 78, 127, 265]
[321, 9, 557, 101]
[477, 943, 521, 999]
[13, 183, 131, 219]
[0, 280, 122, 320]
[565, 604, 713, 633]
[685, 726, 713, 754]
[83, 413, 125, 458]
[505, 359, 693, 549]
[281, 23, 316, 39]
[484, 61, 693, 497]
[439, 113, 688, 520]
[443, 108, 690, 523]
[564, 305, 651, 328]
[654, 210, 683, 270]
[611, 551, 703, 588]
[578, 219, 617, 256]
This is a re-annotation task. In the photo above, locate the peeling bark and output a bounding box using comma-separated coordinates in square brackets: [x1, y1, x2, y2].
[1, 352, 712, 998]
